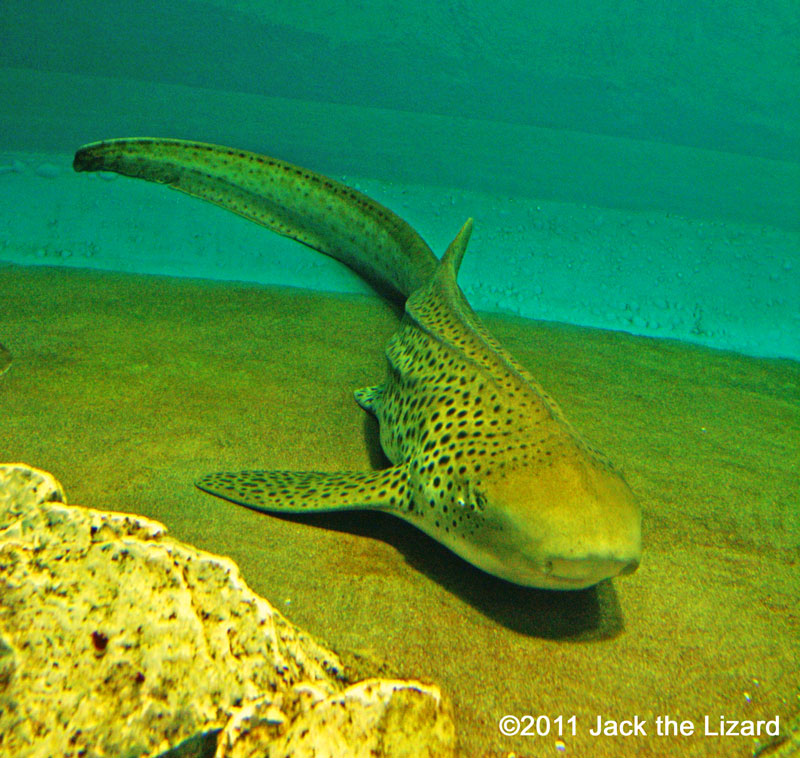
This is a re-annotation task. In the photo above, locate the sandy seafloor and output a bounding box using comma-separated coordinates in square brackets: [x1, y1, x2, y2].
[2, 256, 798, 756]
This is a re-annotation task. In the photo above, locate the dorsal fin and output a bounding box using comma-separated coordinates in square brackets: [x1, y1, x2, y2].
[440, 218, 474, 279]
[404, 216, 574, 428]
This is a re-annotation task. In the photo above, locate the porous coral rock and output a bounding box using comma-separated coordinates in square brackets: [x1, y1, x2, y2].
[269, 679, 457, 758]
[0, 464, 455, 758]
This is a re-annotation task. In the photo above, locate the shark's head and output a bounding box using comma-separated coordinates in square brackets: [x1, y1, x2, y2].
[456, 450, 641, 590]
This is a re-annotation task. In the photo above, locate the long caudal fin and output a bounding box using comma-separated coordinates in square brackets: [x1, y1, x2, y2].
[73, 138, 439, 300]
[196, 465, 409, 514]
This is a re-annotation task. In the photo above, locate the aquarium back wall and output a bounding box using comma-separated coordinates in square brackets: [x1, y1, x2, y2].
[2, 0, 798, 231]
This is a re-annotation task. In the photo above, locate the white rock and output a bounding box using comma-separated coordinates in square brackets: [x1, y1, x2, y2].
[0, 464, 455, 758]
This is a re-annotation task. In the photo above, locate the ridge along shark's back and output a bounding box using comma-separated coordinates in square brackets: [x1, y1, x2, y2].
[74, 138, 641, 589]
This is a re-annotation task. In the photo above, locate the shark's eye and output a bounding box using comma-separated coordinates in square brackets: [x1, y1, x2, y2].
[463, 482, 486, 513]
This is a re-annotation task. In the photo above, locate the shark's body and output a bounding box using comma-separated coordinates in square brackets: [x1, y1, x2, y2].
[74, 138, 641, 589]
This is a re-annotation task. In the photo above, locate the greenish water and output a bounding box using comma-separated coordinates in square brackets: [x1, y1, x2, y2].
[1, 2, 798, 756]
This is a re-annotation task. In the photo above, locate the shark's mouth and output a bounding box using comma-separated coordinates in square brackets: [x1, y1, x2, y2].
[542, 555, 640, 589]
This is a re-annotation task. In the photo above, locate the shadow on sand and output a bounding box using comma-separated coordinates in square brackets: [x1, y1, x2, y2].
[239, 413, 628, 642]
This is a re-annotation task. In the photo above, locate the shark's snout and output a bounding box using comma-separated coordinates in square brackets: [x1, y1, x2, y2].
[472, 453, 642, 590]
[536, 463, 642, 589]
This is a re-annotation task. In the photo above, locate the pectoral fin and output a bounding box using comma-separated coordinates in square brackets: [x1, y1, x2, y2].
[354, 384, 384, 413]
[196, 465, 409, 514]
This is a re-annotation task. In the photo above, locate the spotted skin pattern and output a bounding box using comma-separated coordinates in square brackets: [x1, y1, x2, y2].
[74, 138, 642, 589]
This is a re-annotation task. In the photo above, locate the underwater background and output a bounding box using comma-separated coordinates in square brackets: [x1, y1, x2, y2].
[1, 2, 799, 757]
[1, 0, 799, 358]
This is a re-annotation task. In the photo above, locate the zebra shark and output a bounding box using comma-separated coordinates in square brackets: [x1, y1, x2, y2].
[73, 138, 641, 589]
